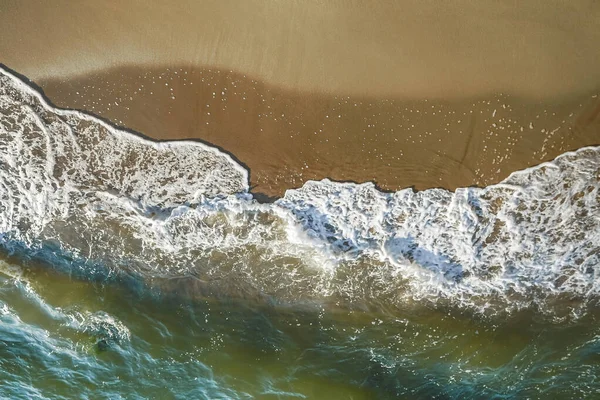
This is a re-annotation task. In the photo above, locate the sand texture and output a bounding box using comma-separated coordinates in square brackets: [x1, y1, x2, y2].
[1, 0, 599, 196]
[38, 66, 600, 197]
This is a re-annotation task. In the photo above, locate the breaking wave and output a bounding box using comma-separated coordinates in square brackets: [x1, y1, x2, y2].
[1, 65, 599, 318]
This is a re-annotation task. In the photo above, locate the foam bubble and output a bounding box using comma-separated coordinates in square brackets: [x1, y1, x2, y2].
[1, 65, 599, 317]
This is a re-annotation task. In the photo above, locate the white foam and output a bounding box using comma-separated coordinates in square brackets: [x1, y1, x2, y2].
[1, 65, 599, 316]
[278, 158, 600, 310]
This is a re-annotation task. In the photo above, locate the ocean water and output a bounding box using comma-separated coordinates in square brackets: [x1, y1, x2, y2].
[1, 65, 600, 399]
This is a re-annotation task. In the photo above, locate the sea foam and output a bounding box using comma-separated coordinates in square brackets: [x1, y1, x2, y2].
[1, 66, 599, 316]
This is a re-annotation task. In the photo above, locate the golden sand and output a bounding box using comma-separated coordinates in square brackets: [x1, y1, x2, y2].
[2, 0, 600, 99]
[2, 1, 599, 196]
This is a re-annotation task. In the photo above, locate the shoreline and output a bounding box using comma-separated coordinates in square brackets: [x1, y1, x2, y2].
[2, 63, 599, 203]
[32, 64, 600, 197]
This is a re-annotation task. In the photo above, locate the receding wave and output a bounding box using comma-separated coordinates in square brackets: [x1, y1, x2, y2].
[1, 66, 599, 318]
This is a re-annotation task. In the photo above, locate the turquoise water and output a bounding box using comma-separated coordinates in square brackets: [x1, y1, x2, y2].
[2, 256, 600, 399]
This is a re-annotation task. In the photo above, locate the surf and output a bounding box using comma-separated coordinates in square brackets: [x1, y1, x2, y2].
[0, 64, 599, 320]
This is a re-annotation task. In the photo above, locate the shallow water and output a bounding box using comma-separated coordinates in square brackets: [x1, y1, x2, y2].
[1, 65, 600, 398]
[3, 256, 600, 399]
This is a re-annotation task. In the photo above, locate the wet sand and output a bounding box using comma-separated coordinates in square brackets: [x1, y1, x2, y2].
[38, 65, 600, 197]
[2, 0, 600, 196]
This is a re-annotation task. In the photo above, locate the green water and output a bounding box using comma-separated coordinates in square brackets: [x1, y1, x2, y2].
[2, 256, 600, 399]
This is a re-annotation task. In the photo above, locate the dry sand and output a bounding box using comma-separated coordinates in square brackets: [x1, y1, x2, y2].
[1, 1, 600, 196]
[2, 0, 600, 99]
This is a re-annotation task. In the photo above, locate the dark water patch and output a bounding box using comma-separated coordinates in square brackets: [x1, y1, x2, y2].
[3, 249, 600, 399]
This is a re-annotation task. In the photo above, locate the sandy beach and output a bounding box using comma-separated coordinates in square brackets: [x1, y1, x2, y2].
[3, 3, 600, 397]
[37, 66, 600, 197]
[1, 0, 600, 196]
[3, 0, 600, 98]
